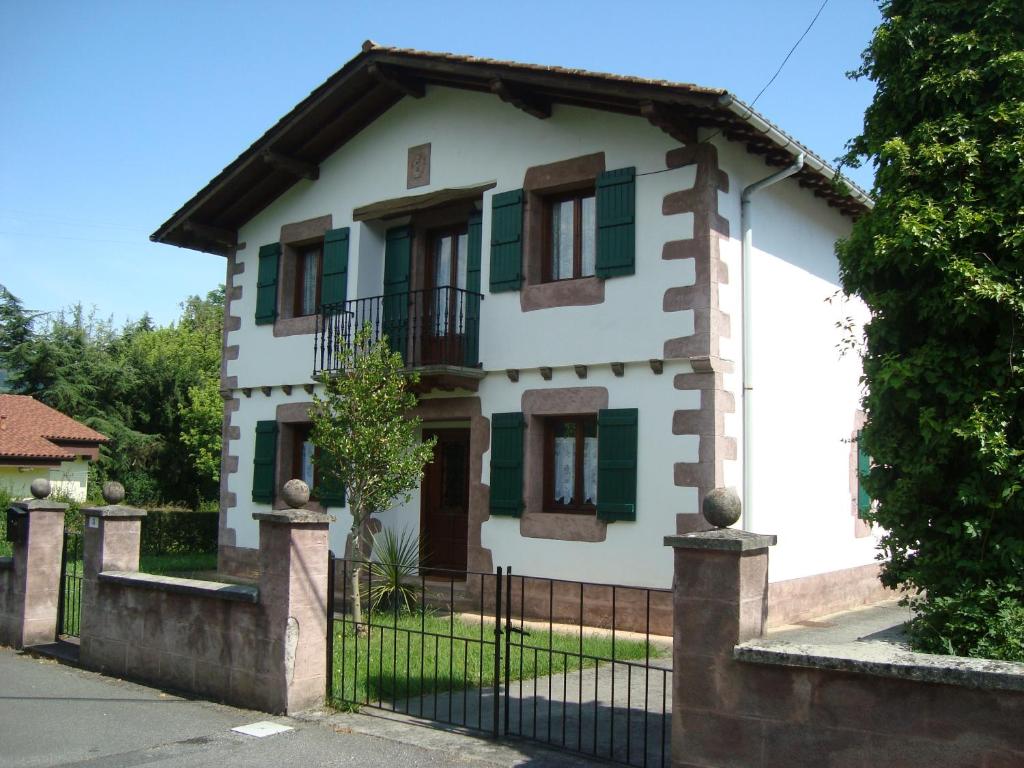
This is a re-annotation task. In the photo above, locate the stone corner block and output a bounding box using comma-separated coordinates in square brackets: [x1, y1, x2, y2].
[665, 529, 777, 553]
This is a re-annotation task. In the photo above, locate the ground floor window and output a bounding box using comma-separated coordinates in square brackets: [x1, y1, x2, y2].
[291, 423, 318, 494]
[543, 415, 598, 513]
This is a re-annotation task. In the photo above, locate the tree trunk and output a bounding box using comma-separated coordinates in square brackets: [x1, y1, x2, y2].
[349, 511, 364, 631]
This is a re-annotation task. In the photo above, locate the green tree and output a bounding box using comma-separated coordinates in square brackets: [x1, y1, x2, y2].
[837, 0, 1024, 658]
[310, 325, 435, 627]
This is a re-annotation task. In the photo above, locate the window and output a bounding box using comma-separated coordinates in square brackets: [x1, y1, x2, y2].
[427, 226, 469, 338]
[544, 190, 596, 282]
[294, 244, 322, 317]
[291, 424, 317, 491]
[543, 415, 598, 513]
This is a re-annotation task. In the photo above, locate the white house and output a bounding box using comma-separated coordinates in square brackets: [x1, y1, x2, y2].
[152, 44, 882, 627]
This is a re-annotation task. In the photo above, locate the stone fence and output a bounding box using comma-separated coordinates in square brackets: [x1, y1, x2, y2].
[1, 480, 332, 715]
[667, 521, 1024, 767]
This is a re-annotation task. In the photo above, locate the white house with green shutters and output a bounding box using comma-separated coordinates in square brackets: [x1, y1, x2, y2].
[152, 43, 884, 626]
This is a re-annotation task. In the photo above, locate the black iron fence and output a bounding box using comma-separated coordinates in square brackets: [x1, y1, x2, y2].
[57, 531, 83, 638]
[315, 286, 483, 375]
[327, 556, 671, 767]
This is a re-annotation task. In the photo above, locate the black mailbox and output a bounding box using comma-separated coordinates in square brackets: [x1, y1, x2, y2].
[5, 505, 27, 545]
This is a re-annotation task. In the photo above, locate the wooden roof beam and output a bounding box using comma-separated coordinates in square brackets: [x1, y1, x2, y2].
[183, 221, 237, 250]
[261, 149, 319, 180]
[367, 62, 425, 98]
[489, 78, 551, 119]
[640, 102, 697, 146]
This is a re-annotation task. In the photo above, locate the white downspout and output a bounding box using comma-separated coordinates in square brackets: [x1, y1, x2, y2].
[740, 152, 804, 531]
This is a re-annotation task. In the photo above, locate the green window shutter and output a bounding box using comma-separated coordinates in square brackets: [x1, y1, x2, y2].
[464, 211, 483, 367]
[252, 420, 278, 503]
[320, 227, 350, 308]
[857, 431, 871, 516]
[595, 167, 636, 279]
[255, 243, 281, 325]
[383, 226, 411, 361]
[596, 408, 638, 522]
[489, 412, 525, 516]
[489, 189, 524, 292]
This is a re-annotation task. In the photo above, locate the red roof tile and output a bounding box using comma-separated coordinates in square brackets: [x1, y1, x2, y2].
[0, 395, 108, 461]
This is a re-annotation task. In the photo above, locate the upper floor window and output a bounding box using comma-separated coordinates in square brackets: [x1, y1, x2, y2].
[295, 244, 322, 317]
[544, 414, 598, 513]
[544, 190, 596, 282]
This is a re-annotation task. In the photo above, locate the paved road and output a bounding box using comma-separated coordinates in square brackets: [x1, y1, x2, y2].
[0, 647, 527, 768]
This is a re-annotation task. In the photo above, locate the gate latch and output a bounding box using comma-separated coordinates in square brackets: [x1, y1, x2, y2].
[507, 625, 531, 638]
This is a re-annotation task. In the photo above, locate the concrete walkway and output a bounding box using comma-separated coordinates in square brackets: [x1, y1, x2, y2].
[0, 647, 592, 767]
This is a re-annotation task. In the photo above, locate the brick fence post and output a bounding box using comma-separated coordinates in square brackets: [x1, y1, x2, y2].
[0, 480, 68, 648]
[664, 525, 776, 767]
[80, 484, 146, 671]
[253, 507, 333, 715]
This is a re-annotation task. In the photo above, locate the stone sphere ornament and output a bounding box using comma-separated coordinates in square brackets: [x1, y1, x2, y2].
[30, 478, 51, 499]
[702, 487, 742, 528]
[282, 479, 311, 508]
[102, 481, 126, 505]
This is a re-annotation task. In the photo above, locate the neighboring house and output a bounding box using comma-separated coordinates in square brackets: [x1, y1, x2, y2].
[0, 394, 108, 502]
[152, 44, 882, 624]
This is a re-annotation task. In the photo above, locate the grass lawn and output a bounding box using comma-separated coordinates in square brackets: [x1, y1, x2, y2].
[331, 610, 665, 708]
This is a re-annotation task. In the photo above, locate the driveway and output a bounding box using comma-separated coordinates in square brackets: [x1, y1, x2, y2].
[0, 646, 573, 768]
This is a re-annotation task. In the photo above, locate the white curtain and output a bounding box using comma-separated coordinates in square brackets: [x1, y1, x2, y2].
[301, 441, 315, 487]
[553, 436, 575, 504]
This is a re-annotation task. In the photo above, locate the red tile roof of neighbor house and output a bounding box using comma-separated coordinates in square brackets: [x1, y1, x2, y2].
[0, 395, 108, 461]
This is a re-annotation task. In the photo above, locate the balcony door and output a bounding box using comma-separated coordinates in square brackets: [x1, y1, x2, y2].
[422, 226, 469, 366]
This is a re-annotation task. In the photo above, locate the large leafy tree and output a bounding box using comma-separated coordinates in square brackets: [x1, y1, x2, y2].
[0, 286, 224, 506]
[838, 1, 1024, 657]
[310, 325, 435, 627]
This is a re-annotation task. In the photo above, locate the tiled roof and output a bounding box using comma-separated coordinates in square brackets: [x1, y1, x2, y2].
[152, 43, 871, 255]
[0, 394, 108, 461]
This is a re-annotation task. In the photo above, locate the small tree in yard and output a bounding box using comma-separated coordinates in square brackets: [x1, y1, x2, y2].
[838, 1, 1024, 659]
[310, 325, 435, 628]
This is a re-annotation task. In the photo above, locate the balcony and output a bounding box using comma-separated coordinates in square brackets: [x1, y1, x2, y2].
[314, 286, 484, 391]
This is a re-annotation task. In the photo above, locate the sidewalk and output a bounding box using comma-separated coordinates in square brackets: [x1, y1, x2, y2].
[0, 647, 590, 767]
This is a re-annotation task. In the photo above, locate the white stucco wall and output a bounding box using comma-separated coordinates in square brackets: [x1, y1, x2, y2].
[221, 85, 877, 590]
[715, 141, 877, 584]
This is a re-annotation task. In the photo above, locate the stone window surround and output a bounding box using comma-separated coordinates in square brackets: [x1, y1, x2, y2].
[520, 152, 607, 313]
[520, 386, 610, 543]
[273, 402, 325, 513]
[273, 214, 333, 338]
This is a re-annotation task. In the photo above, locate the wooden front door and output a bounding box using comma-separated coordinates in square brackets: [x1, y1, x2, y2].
[420, 428, 470, 576]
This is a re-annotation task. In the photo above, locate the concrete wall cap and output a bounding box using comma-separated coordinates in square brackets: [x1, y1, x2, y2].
[81, 505, 148, 519]
[10, 499, 70, 513]
[664, 529, 777, 552]
[253, 509, 335, 525]
[735, 639, 1024, 693]
[98, 571, 260, 603]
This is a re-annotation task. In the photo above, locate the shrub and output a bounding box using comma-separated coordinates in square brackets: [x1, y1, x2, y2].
[140, 508, 218, 555]
[908, 583, 1024, 663]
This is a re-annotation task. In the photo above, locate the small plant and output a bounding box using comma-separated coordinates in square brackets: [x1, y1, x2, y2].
[367, 526, 421, 613]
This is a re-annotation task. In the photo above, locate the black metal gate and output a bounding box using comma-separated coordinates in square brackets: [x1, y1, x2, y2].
[56, 531, 83, 639]
[327, 555, 671, 767]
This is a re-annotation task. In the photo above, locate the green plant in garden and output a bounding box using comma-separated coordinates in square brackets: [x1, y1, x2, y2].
[368, 526, 422, 613]
[310, 324, 436, 630]
[837, 1, 1024, 659]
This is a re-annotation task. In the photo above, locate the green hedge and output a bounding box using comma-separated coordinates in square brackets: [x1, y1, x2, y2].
[140, 509, 218, 555]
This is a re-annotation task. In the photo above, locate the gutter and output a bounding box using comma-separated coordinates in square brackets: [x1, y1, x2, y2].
[718, 94, 873, 210]
[740, 153, 805, 532]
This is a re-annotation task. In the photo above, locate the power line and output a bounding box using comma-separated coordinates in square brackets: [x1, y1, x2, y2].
[749, 0, 831, 110]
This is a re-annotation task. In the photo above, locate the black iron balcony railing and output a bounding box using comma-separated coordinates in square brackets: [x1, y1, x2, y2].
[314, 286, 483, 375]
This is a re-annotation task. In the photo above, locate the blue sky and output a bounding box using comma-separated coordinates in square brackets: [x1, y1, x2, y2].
[0, 0, 881, 328]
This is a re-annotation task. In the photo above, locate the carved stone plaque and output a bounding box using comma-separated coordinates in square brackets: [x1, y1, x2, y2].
[407, 143, 431, 189]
